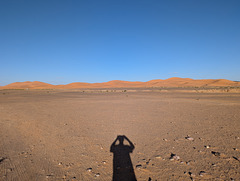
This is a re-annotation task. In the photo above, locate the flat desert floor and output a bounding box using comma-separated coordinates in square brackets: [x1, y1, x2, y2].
[0, 89, 240, 180]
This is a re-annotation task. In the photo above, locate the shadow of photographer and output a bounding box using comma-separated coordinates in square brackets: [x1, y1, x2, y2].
[110, 135, 137, 181]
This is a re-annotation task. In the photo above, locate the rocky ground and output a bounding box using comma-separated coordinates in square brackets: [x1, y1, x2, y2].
[0, 89, 240, 180]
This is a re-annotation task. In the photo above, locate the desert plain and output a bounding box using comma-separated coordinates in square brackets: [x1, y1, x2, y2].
[0, 85, 240, 180]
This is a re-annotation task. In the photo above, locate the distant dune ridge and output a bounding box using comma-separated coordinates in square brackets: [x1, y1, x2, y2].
[0, 77, 240, 89]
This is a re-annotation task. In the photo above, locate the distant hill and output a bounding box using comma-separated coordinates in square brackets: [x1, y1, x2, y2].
[1, 81, 55, 89]
[1, 78, 240, 89]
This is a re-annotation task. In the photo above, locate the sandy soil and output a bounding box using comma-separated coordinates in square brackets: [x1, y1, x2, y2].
[0, 89, 240, 180]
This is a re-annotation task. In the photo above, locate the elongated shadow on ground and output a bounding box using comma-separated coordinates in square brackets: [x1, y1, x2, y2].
[110, 135, 137, 181]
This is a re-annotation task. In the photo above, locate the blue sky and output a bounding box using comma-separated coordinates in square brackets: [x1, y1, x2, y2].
[0, 0, 240, 85]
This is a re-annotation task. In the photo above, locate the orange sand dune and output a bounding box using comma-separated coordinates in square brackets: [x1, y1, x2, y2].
[1, 81, 56, 89]
[1, 78, 240, 89]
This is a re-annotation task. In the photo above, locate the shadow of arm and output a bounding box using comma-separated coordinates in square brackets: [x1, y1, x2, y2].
[110, 137, 118, 152]
[124, 135, 135, 150]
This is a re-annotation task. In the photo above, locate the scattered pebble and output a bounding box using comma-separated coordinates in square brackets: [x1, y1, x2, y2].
[136, 164, 142, 169]
[65, 164, 71, 168]
[163, 138, 168, 141]
[199, 171, 207, 177]
[86, 168, 92, 172]
[155, 155, 162, 159]
[0, 157, 5, 163]
[185, 136, 194, 141]
[188, 172, 195, 177]
[95, 173, 100, 177]
[233, 148, 238, 151]
[102, 161, 106, 164]
[232, 156, 240, 162]
[46, 174, 53, 178]
[7, 168, 13, 172]
[58, 162, 62, 165]
[211, 151, 220, 157]
[169, 153, 180, 161]
[204, 145, 210, 148]
[146, 159, 151, 165]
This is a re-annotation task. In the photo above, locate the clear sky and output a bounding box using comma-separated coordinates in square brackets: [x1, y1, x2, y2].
[1, 0, 240, 85]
